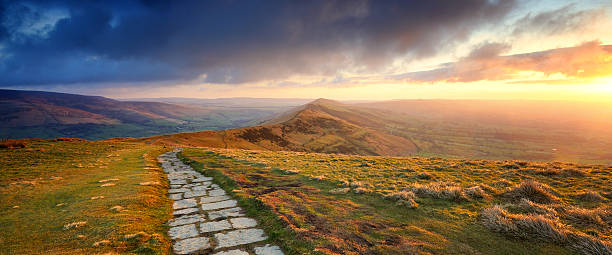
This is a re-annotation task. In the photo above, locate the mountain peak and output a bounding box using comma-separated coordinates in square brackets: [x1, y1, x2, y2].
[309, 98, 342, 106]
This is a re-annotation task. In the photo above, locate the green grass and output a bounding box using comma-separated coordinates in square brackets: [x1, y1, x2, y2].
[0, 140, 173, 254]
[179, 148, 612, 254]
[178, 151, 319, 255]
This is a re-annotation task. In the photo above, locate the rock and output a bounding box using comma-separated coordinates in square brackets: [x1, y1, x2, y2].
[209, 189, 227, 197]
[168, 214, 207, 227]
[183, 190, 207, 198]
[208, 207, 245, 220]
[93, 240, 111, 247]
[174, 208, 199, 216]
[98, 178, 119, 183]
[109, 205, 124, 212]
[229, 217, 258, 229]
[173, 237, 211, 255]
[254, 244, 284, 255]
[199, 220, 232, 233]
[214, 229, 267, 248]
[214, 250, 249, 255]
[91, 196, 105, 200]
[200, 195, 231, 204]
[63, 221, 87, 230]
[169, 193, 183, 200]
[100, 183, 115, 187]
[169, 224, 199, 240]
[173, 199, 198, 210]
[169, 179, 187, 185]
[192, 177, 213, 182]
[169, 188, 190, 194]
[201, 200, 237, 211]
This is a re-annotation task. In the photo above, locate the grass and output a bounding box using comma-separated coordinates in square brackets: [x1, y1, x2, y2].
[179, 148, 606, 254]
[0, 139, 173, 254]
[177, 151, 318, 255]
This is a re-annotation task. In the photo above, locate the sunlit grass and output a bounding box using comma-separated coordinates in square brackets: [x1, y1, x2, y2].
[0, 140, 172, 254]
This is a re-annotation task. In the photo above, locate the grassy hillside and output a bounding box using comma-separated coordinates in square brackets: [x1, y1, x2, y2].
[0, 139, 172, 254]
[180, 148, 611, 255]
[0, 89, 290, 140]
[138, 99, 612, 163]
[138, 99, 417, 156]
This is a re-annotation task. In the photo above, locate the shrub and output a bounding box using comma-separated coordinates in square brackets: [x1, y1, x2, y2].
[503, 180, 561, 204]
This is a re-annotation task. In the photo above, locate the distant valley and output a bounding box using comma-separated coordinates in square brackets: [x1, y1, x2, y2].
[3, 89, 612, 163]
[0, 89, 308, 140]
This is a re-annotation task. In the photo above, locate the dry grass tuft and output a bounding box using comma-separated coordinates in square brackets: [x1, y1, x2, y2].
[465, 185, 488, 199]
[532, 167, 588, 177]
[411, 182, 467, 201]
[329, 188, 350, 194]
[576, 191, 608, 203]
[564, 208, 606, 228]
[503, 180, 560, 204]
[384, 190, 416, 201]
[482, 206, 612, 255]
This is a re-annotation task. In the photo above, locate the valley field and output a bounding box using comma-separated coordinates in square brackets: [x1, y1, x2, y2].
[0, 139, 173, 254]
[180, 147, 612, 255]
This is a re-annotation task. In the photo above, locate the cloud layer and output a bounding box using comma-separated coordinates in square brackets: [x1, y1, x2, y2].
[398, 41, 612, 83]
[0, 0, 519, 86]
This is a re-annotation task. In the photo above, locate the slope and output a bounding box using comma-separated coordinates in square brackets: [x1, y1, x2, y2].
[138, 99, 419, 156]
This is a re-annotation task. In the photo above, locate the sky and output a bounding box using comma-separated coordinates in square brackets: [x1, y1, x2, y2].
[0, 0, 611, 101]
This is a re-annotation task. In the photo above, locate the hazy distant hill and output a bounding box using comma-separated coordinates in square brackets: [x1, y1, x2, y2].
[140, 98, 612, 163]
[0, 90, 294, 140]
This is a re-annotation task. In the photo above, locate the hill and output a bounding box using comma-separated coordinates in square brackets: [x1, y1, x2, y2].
[139, 99, 418, 156]
[140, 98, 612, 163]
[0, 90, 295, 140]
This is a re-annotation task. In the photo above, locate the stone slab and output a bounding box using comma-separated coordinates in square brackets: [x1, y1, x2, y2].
[169, 224, 198, 240]
[215, 228, 267, 248]
[174, 199, 198, 210]
[199, 220, 232, 233]
[168, 214, 206, 227]
[201, 200, 237, 211]
[200, 195, 231, 204]
[173, 237, 211, 255]
[254, 244, 284, 255]
[230, 217, 258, 229]
[208, 207, 245, 220]
[174, 207, 199, 216]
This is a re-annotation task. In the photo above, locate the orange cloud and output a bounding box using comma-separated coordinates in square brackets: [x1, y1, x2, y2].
[399, 41, 612, 83]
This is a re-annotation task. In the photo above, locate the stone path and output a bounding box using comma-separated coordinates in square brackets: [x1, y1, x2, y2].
[158, 150, 284, 255]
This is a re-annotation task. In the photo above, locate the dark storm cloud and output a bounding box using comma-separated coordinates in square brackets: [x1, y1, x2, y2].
[512, 4, 605, 36]
[0, 0, 519, 86]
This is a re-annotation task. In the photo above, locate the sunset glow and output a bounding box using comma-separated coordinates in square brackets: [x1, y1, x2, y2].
[1, 0, 611, 102]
